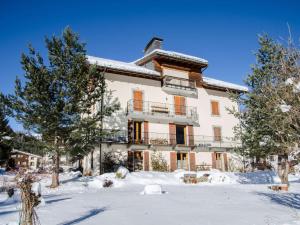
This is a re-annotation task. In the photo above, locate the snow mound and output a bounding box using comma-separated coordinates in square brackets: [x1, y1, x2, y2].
[208, 172, 237, 184]
[88, 179, 103, 189]
[116, 166, 129, 179]
[141, 184, 164, 195]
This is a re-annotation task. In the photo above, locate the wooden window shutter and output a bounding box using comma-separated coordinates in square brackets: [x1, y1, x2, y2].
[211, 101, 220, 116]
[188, 125, 194, 146]
[212, 152, 216, 169]
[169, 123, 176, 145]
[223, 153, 228, 171]
[213, 127, 221, 141]
[144, 151, 150, 171]
[180, 97, 186, 115]
[128, 120, 134, 143]
[170, 152, 177, 172]
[174, 96, 186, 115]
[127, 151, 134, 171]
[144, 121, 149, 144]
[133, 90, 143, 111]
[189, 152, 196, 171]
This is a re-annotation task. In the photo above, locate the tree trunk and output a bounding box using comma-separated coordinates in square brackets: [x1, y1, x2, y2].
[277, 154, 289, 185]
[50, 151, 60, 188]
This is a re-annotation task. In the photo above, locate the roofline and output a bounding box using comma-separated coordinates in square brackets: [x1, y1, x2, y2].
[11, 149, 42, 158]
[134, 49, 208, 67]
[203, 83, 248, 93]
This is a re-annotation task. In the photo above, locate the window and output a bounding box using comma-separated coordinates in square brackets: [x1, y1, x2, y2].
[213, 126, 222, 141]
[174, 96, 186, 115]
[176, 152, 188, 169]
[133, 90, 143, 111]
[134, 121, 142, 144]
[128, 151, 143, 171]
[211, 101, 220, 116]
[176, 125, 186, 145]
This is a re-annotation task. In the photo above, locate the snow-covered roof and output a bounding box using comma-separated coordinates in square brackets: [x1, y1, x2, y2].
[11, 149, 42, 158]
[87, 55, 246, 92]
[203, 76, 248, 92]
[133, 49, 208, 65]
[87, 56, 160, 76]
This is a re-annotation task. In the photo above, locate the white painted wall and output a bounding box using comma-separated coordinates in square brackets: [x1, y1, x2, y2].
[104, 72, 239, 139]
[163, 67, 189, 79]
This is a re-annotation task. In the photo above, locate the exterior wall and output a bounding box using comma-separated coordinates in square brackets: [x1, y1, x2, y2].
[189, 88, 239, 139]
[162, 67, 189, 79]
[104, 72, 239, 139]
[87, 68, 241, 173]
[10, 152, 41, 170]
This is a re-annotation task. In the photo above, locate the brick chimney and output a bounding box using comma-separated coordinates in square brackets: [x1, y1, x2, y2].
[144, 37, 163, 55]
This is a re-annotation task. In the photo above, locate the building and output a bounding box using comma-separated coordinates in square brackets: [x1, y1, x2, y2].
[9, 149, 42, 170]
[83, 37, 247, 174]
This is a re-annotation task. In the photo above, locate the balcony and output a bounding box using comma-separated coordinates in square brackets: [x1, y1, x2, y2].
[128, 132, 241, 149]
[127, 100, 198, 125]
[162, 76, 197, 97]
[101, 130, 128, 143]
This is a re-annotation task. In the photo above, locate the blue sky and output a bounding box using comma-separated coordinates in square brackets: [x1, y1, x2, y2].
[1, 0, 300, 130]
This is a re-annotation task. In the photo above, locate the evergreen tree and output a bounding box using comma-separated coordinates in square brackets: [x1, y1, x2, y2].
[0, 94, 13, 165]
[7, 27, 119, 187]
[231, 34, 300, 184]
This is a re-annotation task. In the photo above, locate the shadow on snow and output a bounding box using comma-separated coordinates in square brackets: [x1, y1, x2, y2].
[256, 192, 300, 210]
[59, 207, 107, 225]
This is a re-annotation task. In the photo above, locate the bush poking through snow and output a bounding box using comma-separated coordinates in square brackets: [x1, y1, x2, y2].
[115, 166, 129, 179]
[7, 187, 14, 198]
[151, 151, 168, 172]
[19, 175, 40, 225]
[141, 184, 164, 195]
[103, 178, 113, 188]
[197, 176, 209, 183]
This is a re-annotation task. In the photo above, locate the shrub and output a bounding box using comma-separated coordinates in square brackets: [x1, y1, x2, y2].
[103, 178, 113, 188]
[151, 151, 168, 172]
[197, 176, 209, 183]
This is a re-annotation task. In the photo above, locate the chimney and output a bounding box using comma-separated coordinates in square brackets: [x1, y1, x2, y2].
[144, 37, 163, 55]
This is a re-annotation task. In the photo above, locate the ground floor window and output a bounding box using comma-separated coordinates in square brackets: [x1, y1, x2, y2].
[134, 121, 142, 144]
[128, 151, 143, 171]
[177, 152, 188, 170]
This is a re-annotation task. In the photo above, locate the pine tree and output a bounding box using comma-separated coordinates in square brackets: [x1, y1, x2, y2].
[7, 27, 119, 187]
[0, 95, 13, 165]
[231, 34, 300, 184]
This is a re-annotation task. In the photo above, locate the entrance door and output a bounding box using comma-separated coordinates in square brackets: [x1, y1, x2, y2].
[176, 125, 186, 145]
[177, 152, 188, 170]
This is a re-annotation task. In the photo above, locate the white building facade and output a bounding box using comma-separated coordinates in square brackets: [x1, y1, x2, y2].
[83, 37, 247, 174]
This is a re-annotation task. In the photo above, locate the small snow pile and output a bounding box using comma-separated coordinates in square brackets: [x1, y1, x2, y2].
[141, 184, 164, 195]
[88, 178, 103, 189]
[208, 172, 236, 184]
[115, 166, 129, 179]
[69, 171, 82, 178]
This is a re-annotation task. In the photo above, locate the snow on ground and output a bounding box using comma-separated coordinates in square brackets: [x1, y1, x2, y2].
[0, 170, 300, 225]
